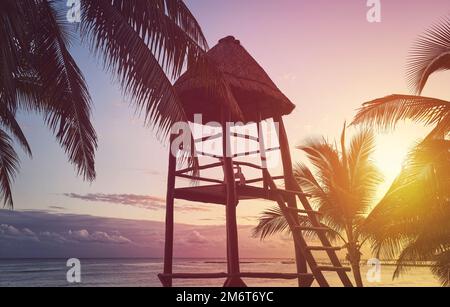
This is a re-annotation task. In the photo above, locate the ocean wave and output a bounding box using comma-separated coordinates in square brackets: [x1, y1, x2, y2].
[4, 268, 61, 274]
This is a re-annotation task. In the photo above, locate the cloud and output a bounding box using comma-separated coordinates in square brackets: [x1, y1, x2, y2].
[22, 228, 36, 236]
[64, 193, 210, 212]
[0, 224, 39, 242]
[0, 210, 295, 259]
[68, 229, 131, 244]
[40, 231, 68, 244]
[48, 206, 66, 211]
[184, 231, 208, 245]
[240, 216, 258, 222]
[64, 193, 166, 210]
[0, 224, 21, 236]
[130, 168, 160, 176]
[0, 223, 132, 246]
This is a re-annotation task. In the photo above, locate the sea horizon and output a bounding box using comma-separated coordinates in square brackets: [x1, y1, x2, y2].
[0, 258, 440, 287]
[0, 257, 436, 266]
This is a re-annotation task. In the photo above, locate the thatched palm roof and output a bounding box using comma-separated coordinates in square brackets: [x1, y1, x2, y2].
[174, 36, 296, 124]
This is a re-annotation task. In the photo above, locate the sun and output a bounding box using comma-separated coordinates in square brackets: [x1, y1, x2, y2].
[371, 124, 430, 201]
[373, 136, 410, 184]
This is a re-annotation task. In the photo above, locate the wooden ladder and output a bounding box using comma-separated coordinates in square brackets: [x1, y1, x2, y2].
[262, 168, 353, 287]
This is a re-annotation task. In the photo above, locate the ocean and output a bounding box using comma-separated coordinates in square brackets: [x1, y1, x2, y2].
[0, 258, 440, 287]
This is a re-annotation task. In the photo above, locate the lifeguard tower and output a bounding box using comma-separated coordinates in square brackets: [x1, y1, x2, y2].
[158, 36, 353, 287]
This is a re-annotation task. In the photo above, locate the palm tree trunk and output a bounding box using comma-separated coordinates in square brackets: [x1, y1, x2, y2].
[350, 260, 364, 287]
[345, 230, 364, 287]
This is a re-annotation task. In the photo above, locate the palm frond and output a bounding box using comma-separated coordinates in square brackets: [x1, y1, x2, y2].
[426, 113, 450, 140]
[293, 162, 344, 234]
[348, 129, 383, 215]
[0, 129, 20, 209]
[363, 139, 450, 282]
[164, 0, 208, 48]
[348, 129, 376, 179]
[340, 123, 349, 181]
[432, 249, 450, 287]
[294, 162, 329, 198]
[253, 205, 343, 243]
[92, 0, 207, 78]
[402, 139, 450, 187]
[298, 138, 346, 193]
[407, 16, 450, 94]
[254, 206, 320, 237]
[0, 102, 31, 156]
[393, 228, 450, 281]
[297, 138, 351, 226]
[30, 1, 97, 181]
[352, 94, 449, 131]
[0, 0, 29, 107]
[253, 207, 290, 240]
[79, 0, 205, 138]
[1, 0, 97, 180]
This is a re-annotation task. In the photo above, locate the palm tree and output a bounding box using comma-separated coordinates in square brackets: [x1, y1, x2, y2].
[1, 0, 211, 208]
[352, 16, 450, 286]
[363, 139, 450, 286]
[254, 126, 383, 287]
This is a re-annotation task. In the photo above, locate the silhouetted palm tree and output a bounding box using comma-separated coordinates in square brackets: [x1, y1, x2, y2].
[0, 0, 209, 208]
[352, 16, 450, 286]
[254, 126, 383, 287]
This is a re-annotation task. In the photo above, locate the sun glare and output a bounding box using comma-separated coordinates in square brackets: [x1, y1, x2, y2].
[372, 125, 430, 201]
[373, 135, 411, 184]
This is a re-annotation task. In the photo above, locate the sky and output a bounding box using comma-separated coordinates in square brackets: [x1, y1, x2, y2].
[3, 0, 450, 258]
[0, 210, 293, 259]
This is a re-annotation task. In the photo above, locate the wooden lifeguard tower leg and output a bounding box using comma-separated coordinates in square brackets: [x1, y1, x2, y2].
[162, 135, 177, 287]
[274, 115, 309, 286]
[222, 112, 246, 287]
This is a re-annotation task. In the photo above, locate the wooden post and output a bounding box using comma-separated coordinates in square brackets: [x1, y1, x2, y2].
[162, 134, 177, 287]
[274, 115, 308, 286]
[222, 110, 246, 287]
[256, 112, 269, 193]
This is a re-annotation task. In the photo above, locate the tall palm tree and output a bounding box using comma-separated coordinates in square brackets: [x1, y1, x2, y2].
[254, 126, 383, 287]
[352, 16, 450, 286]
[1, 0, 212, 208]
